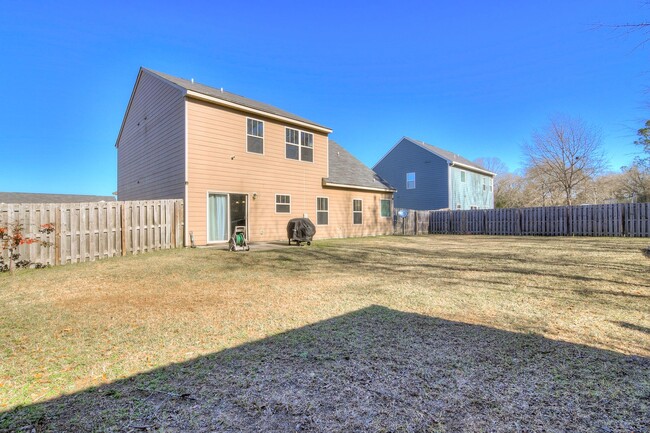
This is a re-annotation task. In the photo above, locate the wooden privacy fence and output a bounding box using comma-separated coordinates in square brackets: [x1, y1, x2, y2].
[0, 199, 184, 266]
[394, 202, 650, 237]
[394, 210, 432, 235]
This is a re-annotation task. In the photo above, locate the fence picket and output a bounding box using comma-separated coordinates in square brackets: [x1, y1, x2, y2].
[397, 203, 650, 238]
[0, 199, 184, 267]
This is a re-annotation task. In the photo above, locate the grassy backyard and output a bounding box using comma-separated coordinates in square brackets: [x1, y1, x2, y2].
[1, 235, 649, 432]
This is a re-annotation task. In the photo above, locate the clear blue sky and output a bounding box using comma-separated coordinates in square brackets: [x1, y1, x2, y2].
[1, 0, 648, 195]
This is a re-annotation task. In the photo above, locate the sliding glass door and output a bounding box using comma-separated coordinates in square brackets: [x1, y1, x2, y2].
[208, 193, 247, 243]
[208, 194, 228, 242]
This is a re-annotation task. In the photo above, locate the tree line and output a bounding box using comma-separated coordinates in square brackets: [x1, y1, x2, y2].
[476, 116, 650, 208]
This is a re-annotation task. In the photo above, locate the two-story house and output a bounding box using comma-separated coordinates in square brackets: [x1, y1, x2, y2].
[116, 68, 395, 245]
[373, 137, 495, 211]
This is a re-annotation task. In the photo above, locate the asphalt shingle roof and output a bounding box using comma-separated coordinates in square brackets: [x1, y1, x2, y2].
[325, 141, 395, 191]
[404, 137, 494, 175]
[144, 68, 331, 131]
[0, 192, 115, 204]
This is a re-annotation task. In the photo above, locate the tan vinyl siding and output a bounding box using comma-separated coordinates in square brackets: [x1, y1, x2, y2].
[186, 99, 393, 243]
[187, 99, 326, 244]
[316, 189, 394, 239]
[117, 71, 185, 200]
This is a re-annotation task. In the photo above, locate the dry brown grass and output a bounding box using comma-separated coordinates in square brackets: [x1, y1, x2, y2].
[0, 235, 649, 432]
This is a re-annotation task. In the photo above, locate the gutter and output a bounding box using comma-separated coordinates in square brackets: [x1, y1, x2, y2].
[450, 161, 496, 177]
[185, 90, 333, 134]
[322, 179, 396, 193]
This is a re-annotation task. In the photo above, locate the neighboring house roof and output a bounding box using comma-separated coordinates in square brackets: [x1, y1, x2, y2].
[324, 141, 395, 192]
[146, 68, 331, 131]
[0, 192, 115, 204]
[376, 137, 496, 177]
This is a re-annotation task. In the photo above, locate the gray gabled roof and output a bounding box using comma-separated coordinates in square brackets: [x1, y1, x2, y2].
[375, 137, 495, 177]
[324, 141, 395, 192]
[0, 192, 115, 204]
[144, 68, 331, 131]
[403, 137, 495, 176]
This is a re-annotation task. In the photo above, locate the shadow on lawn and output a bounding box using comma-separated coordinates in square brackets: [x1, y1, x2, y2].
[615, 321, 650, 335]
[2, 306, 649, 433]
[281, 246, 650, 293]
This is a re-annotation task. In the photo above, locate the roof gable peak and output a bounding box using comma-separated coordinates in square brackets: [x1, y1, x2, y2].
[142, 68, 332, 133]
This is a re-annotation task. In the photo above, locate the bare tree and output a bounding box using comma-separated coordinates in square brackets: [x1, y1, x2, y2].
[473, 157, 508, 175]
[603, 22, 650, 48]
[474, 157, 511, 207]
[576, 173, 622, 204]
[595, 3, 650, 49]
[619, 164, 650, 202]
[523, 115, 608, 206]
[493, 172, 526, 208]
[522, 165, 567, 206]
[634, 119, 650, 168]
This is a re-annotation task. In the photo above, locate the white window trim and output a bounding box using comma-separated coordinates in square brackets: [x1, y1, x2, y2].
[352, 198, 363, 225]
[406, 172, 416, 190]
[316, 196, 329, 225]
[285, 127, 314, 163]
[246, 117, 265, 155]
[205, 190, 249, 244]
[460, 170, 466, 183]
[275, 194, 291, 214]
[380, 199, 392, 218]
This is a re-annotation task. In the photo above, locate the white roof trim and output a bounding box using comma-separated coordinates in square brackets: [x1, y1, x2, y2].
[449, 161, 496, 177]
[185, 90, 333, 134]
[322, 179, 396, 193]
[116, 68, 332, 148]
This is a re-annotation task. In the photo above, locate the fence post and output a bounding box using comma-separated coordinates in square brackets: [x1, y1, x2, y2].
[414, 211, 418, 235]
[120, 202, 127, 256]
[54, 207, 61, 266]
[171, 201, 177, 248]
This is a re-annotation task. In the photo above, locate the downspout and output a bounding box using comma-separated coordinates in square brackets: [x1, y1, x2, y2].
[184, 96, 189, 247]
[447, 163, 452, 209]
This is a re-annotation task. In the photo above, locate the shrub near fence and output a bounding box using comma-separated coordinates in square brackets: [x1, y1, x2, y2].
[395, 202, 650, 237]
[0, 199, 184, 267]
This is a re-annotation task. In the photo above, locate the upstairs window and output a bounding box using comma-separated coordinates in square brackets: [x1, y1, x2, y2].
[353, 199, 363, 225]
[406, 172, 416, 189]
[490, 178, 493, 192]
[286, 128, 314, 162]
[461, 171, 466, 183]
[275, 194, 291, 213]
[317, 197, 328, 225]
[247, 118, 264, 154]
[483, 178, 487, 191]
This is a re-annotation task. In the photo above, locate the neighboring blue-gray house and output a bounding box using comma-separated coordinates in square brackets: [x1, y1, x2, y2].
[373, 137, 495, 210]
